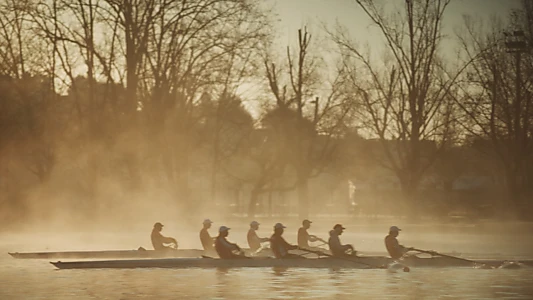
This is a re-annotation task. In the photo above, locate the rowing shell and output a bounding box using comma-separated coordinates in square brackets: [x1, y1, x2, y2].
[9, 248, 325, 259]
[9, 249, 206, 259]
[49, 256, 533, 270]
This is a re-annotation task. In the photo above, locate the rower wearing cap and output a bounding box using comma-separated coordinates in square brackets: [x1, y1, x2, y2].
[297, 219, 322, 249]
[215, 226, 245, 259]
[270, 223, 300, 259]
[328, 224, 355, 257]
[247, 221, 270, 252]
[151, 222, 178, 250]
[200, 219, 215, 252]
[385, 226, 411, 259]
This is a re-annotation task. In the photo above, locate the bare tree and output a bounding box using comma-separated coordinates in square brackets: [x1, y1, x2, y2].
[455, 2, 533, 215]
[331, 0, 464, 211]
[330, 0, 463, 212]
[263, 27, 352, 218]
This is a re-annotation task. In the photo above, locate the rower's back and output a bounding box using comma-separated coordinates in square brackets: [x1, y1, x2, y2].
[247, 228, 261, 252]
[385, 234, 401, 259]
[328, 230, 343, 256]
[200, 228, 213, 251]
[151, 229, 165, 250]
[215, 235, 234, 259]
[297, 227, 310, 248]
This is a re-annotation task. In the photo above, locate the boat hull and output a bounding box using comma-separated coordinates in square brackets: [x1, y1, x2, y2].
[50, 257, 381, 269]
[9, 248, 320, 259]
[9, 249, 206, 259]
[49, 256, 533, 270]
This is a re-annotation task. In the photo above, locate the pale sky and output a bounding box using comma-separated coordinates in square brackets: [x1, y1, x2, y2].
[273, 0, 522, 45]
[244, 0, 524, 117]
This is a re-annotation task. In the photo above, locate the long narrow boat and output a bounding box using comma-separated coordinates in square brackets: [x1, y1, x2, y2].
[49, 256, 533, 270]
[9, 249, 206, 259]
[9, 248, 321, 259]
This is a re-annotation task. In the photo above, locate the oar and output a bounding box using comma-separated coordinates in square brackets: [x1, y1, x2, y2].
[315, 238, 328, 247]
[296, 247, 386, 269]
[411, 248, 495, 269]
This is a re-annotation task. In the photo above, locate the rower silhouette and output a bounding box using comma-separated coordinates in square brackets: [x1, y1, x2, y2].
[151, 222, 178, 250]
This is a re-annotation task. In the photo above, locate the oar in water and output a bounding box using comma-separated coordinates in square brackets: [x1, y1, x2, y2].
[410, 248, 495, 269]
[296, 247, 393, 270]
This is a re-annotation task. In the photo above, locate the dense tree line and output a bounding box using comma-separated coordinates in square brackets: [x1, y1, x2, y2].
[0, 0, 532, 226]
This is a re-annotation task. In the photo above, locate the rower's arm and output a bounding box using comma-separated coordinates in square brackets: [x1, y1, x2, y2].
[220, 238, 240, 251]
[161, 235, 177, 244]
[282, 238, 298, 250]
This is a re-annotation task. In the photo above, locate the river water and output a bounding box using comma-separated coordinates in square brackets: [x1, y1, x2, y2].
[1, 220, 533, 299]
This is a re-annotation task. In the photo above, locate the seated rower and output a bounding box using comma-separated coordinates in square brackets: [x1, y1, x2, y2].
[328, 224, 355, 257]
[270, 223, 301, 259]
[247, 221, 269, 253]
[151, 222, 178, 250]
[215, 226, 246, 259]
[385, 226, 411, 259]
[200, 219, 216, 252]
[297, 219, 323, 249]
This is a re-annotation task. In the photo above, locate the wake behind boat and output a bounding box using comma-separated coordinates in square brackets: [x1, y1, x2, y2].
[49, 255, 533, 270]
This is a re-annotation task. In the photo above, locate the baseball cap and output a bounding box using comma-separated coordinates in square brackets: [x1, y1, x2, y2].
[302, 219, 312, 225]
[203, 219, 213, 224]
[389, 226, 402, 232]
[154, 222, 164, 227]
[250, 221, 260, 226]
[219, 226, 231, 232]
[333, 224, 346, 230]
[274, 223, 286, 229]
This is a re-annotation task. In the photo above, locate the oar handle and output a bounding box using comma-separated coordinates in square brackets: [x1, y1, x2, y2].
[317, 238, 328, 244]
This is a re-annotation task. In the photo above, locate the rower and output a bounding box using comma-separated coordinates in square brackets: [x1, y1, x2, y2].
[247, 221, 269, 252]
[151, 222, 178, 250]
[385, 226, 411, 259]
[297, 219, 322, 249]
[328, 224, 355, 257]
[200, 219, 215, 252]
[270, 223, 300, 259]
[215, 226, 246, 259]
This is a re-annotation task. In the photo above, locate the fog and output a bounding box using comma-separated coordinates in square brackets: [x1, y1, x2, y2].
[1, 0, 532, 261]
[3, 216, 533, 260]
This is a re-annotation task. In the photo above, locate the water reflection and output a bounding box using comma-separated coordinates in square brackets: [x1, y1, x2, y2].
[1, 246, 533, 299]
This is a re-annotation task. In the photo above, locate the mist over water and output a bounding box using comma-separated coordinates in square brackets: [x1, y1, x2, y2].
[4, 218, 533, 256]
[1, 0, 533, 298]
[2, 223, 533, 300]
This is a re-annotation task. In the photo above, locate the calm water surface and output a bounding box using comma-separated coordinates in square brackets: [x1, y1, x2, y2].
[2, 224, 533, 299]
[2, 251, 532, 299]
